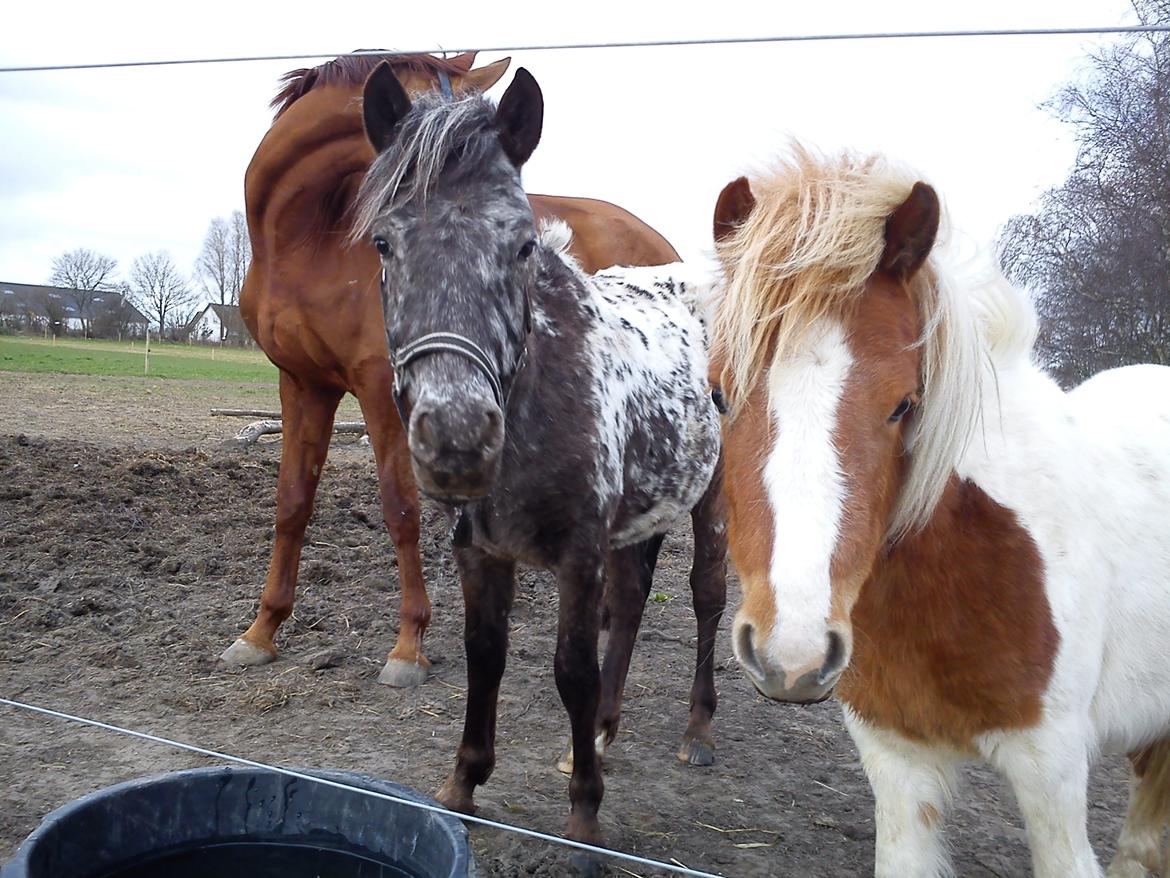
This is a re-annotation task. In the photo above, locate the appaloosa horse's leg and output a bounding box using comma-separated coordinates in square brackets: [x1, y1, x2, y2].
[678, 453, 728, 766]
[435, 547, 516, 814]
[222, 371, 343, 665]
[594, 536, 664, 752]
[555, 548, 608, 850]
[356, 374, 432, 687]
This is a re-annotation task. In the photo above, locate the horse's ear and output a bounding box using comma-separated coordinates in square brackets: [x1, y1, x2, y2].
[448, 51, 478, 72]
[362, 62, 412, 154]
[461, 57, 511, 94]
[880, 182, 940, 281]
[713, 176, 756, 243]
[495, 67, 543, 168]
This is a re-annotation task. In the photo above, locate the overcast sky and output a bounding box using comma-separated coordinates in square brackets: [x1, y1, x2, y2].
[0, 0, 1136, 299]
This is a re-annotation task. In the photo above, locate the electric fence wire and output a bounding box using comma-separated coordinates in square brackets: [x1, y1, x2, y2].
[2, 24, 1169, 74]
[0, 696, 728, 878]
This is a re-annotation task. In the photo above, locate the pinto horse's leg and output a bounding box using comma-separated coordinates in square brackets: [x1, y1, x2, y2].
[222, 372, 343, 666]
[679, 453, 728, 766]
[845, 709, 957, 878]
[1107, 738, 1170, 877]
[988, 723, 1100, 878]
[356, 378, 432, 688]
[554, 549, 608, 850]
[435, 547, 515, 814]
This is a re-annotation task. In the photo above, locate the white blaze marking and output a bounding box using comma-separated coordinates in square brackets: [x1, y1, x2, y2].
[763, 321, 852, 676]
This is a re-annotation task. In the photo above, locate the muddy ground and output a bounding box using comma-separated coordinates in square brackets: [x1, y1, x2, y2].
[0, 372, 1134, 876]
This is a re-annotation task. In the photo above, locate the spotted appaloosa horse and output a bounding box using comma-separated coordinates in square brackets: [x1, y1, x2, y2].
[223, 51, 681, 687]
[708, 146, 1170, 877]
[354, 64, 725, 852]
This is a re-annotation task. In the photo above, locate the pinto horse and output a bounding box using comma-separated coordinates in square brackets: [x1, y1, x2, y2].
[353, 64, 725, 851]
[709, 146, 1170, 878]
[223, 51, 680, 687]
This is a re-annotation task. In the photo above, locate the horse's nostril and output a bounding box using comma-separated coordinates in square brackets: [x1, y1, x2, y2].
[735, 622, 765, 680]
[819, 630, 847, 685]
[409, 406, 440, 462]
[479, 407, 503, 446]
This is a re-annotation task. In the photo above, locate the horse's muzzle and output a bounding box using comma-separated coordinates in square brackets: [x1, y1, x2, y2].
[733, 619, 848, 705]
[408, 396, 504, 502]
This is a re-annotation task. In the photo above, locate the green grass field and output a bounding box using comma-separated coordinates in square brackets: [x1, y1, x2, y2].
[0, 336, 279, 382]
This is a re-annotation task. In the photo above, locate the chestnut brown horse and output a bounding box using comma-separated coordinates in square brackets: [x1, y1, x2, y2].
[222, 52, 681, 688]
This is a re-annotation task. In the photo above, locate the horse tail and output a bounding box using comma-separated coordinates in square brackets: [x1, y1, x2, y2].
[1110, 737, 1170, 876]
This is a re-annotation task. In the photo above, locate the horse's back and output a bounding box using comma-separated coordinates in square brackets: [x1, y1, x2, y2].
[532, 194, 679, 272]
[1064, 362, 1170, 482]
[578, 265, 720, 546]
[1069, 362, 1170, 417]
[1045, 363, 1170, 750]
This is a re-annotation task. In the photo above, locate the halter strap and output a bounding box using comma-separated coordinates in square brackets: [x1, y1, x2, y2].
[394, 332, 504, 409]
[383, 273, 534, 428]
[436, 69, 454, 99]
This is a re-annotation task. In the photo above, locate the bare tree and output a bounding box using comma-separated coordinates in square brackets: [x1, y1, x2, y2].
[43, 297, 67, 338]
[91, 283, 141, 340]
[49, 248, 119, 337]
[130, 251, 193, 337]
[195, 210, 251, 338]
[196, 218, 231, 312]
[228, 210, 251, 306]
[998, 0, 1170, 386]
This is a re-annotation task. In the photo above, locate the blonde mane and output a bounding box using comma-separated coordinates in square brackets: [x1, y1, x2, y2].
[712, 144, 991, 539]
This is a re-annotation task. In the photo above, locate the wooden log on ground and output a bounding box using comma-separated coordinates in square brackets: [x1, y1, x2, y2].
[232, 419, 369, 446]
[211, 408, 284, 419]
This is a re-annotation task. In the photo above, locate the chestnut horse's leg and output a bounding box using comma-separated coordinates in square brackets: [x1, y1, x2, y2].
[555, 548, 607, 849]
[221, 371, 343, 665]
[435, 547, 516, 814]
[678, 452, 728, 766]
[356, 375, 432, 688]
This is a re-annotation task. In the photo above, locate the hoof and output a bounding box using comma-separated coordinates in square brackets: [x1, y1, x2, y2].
[567, 813, 603, 874]
[556, 732, 607, 775]
[378, 657, 430, 688]
[1106, 855, 1160, 878]
[435, 778, 476, 815]
[677, 736, 716, 767]
[557, 746, 573, 776]
[569, 851, 604, 878]
[220, 638, 276, 667]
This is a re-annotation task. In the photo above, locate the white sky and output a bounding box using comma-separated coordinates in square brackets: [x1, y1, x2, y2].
[0, 0, 1136, 298]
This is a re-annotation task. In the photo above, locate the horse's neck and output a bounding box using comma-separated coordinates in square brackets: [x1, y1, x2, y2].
[466, 278, 598, 561]
[246, 86, 372, 257]
[509, 266, 590, 427]
[838, 474, 1059, 747]
[954, 355, 1067, 514]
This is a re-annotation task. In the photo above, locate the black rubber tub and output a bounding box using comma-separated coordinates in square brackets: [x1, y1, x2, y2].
[1, 766, 474, 878]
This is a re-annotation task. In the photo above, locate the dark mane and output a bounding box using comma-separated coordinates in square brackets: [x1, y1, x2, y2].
[271, 51, 469, 117]
[353, 92, 500, 239]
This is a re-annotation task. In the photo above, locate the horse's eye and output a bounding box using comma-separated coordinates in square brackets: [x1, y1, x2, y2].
[889, 396, 914, 423]
[517, 239, 536, 261]
[373, 236, 392, 257]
